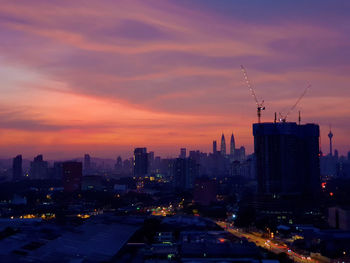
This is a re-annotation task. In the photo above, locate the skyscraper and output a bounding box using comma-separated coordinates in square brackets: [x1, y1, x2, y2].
[213, 140, 217, 154]
[30, 155, 48, 179]
[12, 155, 22, 181]
[230, 133, 235, 157]
[84, 154, 91, 172]
[253, 122, 320, 198]
[173, 158, 198, 190]
[133, 148, 148, 177]
[148, 151, 155, 173]
[220, 133, 226, 156]
[115, 156, 122, 172]
[180, 148, 186, 159]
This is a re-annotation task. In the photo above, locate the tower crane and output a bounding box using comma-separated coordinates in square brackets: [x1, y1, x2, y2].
[278, 85, 310, 123]
[240, 65, 265, 123]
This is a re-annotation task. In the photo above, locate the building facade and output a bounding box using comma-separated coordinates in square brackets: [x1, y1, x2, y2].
[253, 122, 320, 198]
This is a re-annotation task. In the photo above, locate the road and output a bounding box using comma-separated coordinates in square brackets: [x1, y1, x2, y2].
[216, 221, 318, 263]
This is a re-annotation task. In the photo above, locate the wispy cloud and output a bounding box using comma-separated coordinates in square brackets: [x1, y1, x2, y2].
[0, 0, 349, 157]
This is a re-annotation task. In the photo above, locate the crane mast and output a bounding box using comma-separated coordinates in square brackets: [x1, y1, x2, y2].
[240, 65, 265, 123]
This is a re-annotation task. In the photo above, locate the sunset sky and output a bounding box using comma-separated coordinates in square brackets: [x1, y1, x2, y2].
[0, 0, 349, 159]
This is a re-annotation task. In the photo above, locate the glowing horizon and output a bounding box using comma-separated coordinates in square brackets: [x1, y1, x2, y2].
[0, 0, 349, 159]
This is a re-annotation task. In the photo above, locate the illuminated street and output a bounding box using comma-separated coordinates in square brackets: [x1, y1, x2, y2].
[217, 221, 319, 263]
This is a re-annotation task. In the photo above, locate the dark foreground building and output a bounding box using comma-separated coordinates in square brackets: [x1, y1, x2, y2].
[62, 162, 82, 192]
[253, 122, 320, 199]
[12, 155, 22, 181]
[133, 147, 148, 177]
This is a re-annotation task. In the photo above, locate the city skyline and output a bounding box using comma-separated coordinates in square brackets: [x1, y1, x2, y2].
[1, 0, 350, 158]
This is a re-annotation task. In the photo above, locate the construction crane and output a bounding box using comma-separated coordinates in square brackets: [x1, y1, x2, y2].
[278, 85, 310, 123]
[240, 65, 265, 123]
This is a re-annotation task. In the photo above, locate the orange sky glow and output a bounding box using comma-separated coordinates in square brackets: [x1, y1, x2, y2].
[0, 0, 349, 159]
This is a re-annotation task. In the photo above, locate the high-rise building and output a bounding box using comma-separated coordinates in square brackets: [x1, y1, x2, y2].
[180, 148, 186, 159]
[334, 149, 339, 160]
[234, 146, 246, 162]
[115, 156, 122, 172]
[133, 148, 148, 177]
[62, 161, 82, 192]
[253, 122, 320, 198]
[12, 155, 22, 181]
[213, 140, 217, 154]
[148, 151, 155, 173]
[30, 155, 48, 179]
[220, 134, 226, 156]
[52, 162, 63, 180]
[84, 154, 91, 171]
[230, 133, 235, 157]
[173, 158, 198, 190]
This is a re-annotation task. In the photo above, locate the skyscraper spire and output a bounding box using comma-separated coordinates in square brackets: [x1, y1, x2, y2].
[230, 133, 235, 157]
[220, 133, 226, 156]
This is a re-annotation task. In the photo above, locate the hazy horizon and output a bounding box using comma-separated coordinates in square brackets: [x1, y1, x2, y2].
[1, 0, 349, 158]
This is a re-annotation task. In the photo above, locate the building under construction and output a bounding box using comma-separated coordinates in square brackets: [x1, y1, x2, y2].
[253, 122, 320, 199]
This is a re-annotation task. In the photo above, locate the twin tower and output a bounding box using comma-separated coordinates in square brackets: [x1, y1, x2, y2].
[213, 133, 235, 156]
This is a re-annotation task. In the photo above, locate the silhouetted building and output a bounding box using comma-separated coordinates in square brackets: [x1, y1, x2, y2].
[123, 158, 132, 174]
[194, 178, 217, 205]
[173, 158, 198, 189]
[30, 155, 48, 179]
[253, 122, 320, 198]
[62, 161, 82, 192]
[334, 149, 339, 160]
[133, 148, 148, 177]
[148, 151, 154, 173]
[84, 154, 91, 172]
[220, 134, 226, 156]
[234, 146, 246, 161]
[180, 148, 186, 159]
[329, 206, 350, 231]
[115, 156, 122, 173]
[230, 133, 235, 157]
[213, 140, 217, 154]
[52, 162, 63, 180]
[328, 128, 333, 156]
[12, 155, 22, 181]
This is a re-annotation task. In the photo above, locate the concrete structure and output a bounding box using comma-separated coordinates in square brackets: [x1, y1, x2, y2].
[180, 148, 187, 159]
[84, 154, 91, 172]
[30, 155, 48, 179]
[230, 133, 235, 157]
[220, 133, 226, 156]
[328, 128, 333, 156]
[133, 148, 148, 177]
[62, 161, 82, 192]
[173, 158, 198, 190]
[12, 155, 22, 181]
[253, 122, 320, 198]
[213, 140, 217, 154]
[329, 206, 350, 231]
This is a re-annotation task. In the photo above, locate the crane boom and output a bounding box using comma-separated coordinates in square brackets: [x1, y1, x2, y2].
[280, 85, 310, 122]
[240, 65, 265, 123]
[240, 65, 259, 106]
